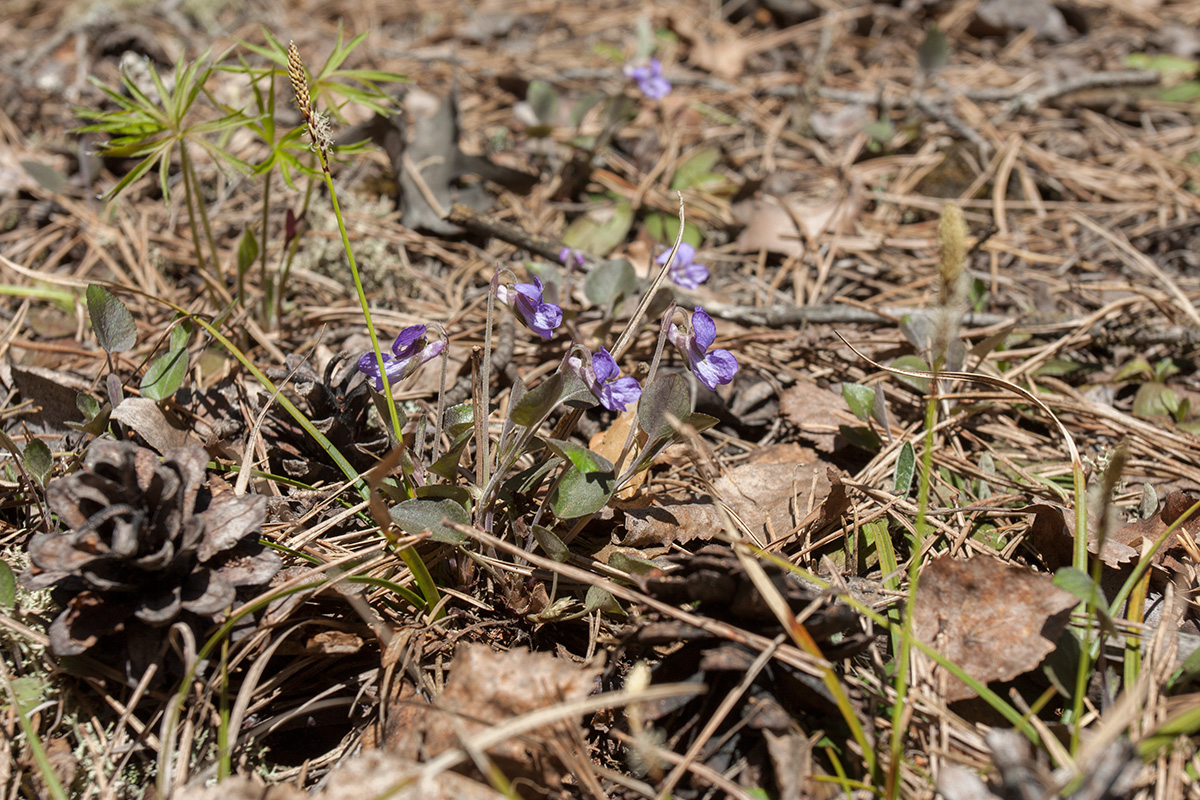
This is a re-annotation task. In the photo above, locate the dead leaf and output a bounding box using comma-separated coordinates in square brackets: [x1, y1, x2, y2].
[733, 196, 804, 257]
[1026, 503, 1139, 572]
[779, 382, 849, 452]
[670, 11, 748, 80]
[623, 451, 829, 546]
[733, 183, 863, 257]
[809, 105, 872, 143]
[1107, 489, 1200, 582]
[111, 397, 196, 454]
[385, 644, 601, 784]
[306, 630, 364, 655]
[913, 555, 1077, 702]
[173, 752, 504, 800]
[974, 0, 1070, 41]
[589, 410, 643, 499]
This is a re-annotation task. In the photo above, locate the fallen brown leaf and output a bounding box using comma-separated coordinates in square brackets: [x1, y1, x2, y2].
[913, 555, 1076, 703]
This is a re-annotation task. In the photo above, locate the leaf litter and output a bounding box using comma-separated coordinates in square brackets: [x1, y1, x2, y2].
[1, 1, 1200, 799]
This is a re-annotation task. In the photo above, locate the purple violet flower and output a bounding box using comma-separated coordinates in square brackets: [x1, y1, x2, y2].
[496, 276, 563, 339]
[558, 247, 586, 268]
[358, 325, 445, 391]
[667, 307, 738, 390]
[624, 58, 672, 100]
[656, 242, 709, 290]
[569, 347, 642, 413]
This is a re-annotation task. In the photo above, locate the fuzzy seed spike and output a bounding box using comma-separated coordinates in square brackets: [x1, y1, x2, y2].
[937, 201, 968, 306]
[287, 40, 311, 121]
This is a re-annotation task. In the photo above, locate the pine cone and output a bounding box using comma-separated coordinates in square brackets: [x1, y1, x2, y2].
[23, 440, 281, 672]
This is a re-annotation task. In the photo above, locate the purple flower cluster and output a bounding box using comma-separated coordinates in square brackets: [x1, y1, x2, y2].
[656, 242, 709, 290]
[569, 347, 642, 413]
[496, 276, 563, 339]
[624, 58, 671, 100]
[358, 325, 444, 391]
[668, 307, 738, 390]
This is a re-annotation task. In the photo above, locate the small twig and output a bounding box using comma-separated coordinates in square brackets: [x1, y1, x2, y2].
[446, 203, 576, 265]
[701, 300, 1021, 329]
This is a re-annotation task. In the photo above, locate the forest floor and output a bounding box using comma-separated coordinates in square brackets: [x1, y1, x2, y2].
[2, 0, 1200, 798]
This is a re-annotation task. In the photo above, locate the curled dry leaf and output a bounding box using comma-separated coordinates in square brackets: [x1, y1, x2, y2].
[1027, 503, 1137, 572]
[913, 555, 1076, 703]
[1107, 489, 1200, 582]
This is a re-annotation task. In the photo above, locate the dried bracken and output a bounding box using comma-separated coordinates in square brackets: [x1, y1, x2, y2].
[22, 440, 280, 676]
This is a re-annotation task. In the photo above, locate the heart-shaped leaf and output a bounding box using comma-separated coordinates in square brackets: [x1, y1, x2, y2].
[22, 440, 52, 486]
[841, 383, 875, 421]
[140, 345, 189, 401]
[86, 284, 136, 353]
[639, 373, 691, 444]
[545, 438, 615, 519]
[583, 258, 638, 308]
[390, 497, 471, 544]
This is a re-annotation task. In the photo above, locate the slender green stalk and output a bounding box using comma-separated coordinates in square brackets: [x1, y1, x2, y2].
[178, 143, 212, 280]
[179, 140, 223, 281]
[886, 390, 938, 798]
[217, 637, 232, 779]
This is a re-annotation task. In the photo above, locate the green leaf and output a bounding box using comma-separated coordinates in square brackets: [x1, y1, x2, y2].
[526, 79, 559, 126]
[608, 550, 657, 575]
[22, 440, 52, 486]
[1034, 359, 1082, 377]
[86, 285, 136, 353]
[643, 214, 702, 250]
[890, 355, 931, 393]
[443, 403, 474, 438]
[639, 373, 691, 444]
[893, 441, 915, 496]
[1053, 567, 1117, 634]
[1140, 483, 1159, 520]
[0, 559, 16, 609]
[509, 370, 593, 427]
[428, 433, 472, 481]
[669, 146, 725, 192]
[841, 383, 875, 422]
[545, 439, 615, 519]
[839, 425, 881, 452]
[562, 198, 633, 257]
[20, 160, 68, 194]
[1113, 357, 1152, 382]
[681, 412, 719, 435]
[7, 675, 48, 717]
[390, 497, 471, 544]
[75, 393, 100, 420]
[140, 345, 189, 401]
[917, 25, 949, 74]
[1155, 357, 1180, 381]
[1133, 382, 1181, 419]
[237, 226, 259, 276]
[584, 585, 622, 614]
[531, 525, 571, 562]
[583, 258, 639, 308]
